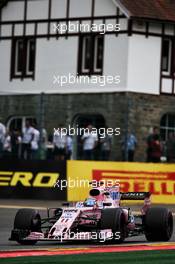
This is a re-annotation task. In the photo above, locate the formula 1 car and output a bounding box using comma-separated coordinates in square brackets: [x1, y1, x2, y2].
[9, 184, 173, 244]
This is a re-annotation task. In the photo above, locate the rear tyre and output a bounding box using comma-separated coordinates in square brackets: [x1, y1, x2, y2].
[14, 208, 41, 245]
[101, 208, 126, 243]
[144, 207, 173, 242]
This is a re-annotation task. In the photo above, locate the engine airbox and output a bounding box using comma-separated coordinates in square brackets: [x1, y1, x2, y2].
[89, 189, 100, 196]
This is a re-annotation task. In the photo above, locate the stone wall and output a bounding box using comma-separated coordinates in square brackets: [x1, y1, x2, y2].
[0, 92, 175, 161]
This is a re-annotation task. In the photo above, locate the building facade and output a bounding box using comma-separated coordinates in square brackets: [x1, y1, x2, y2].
[0, 0, 175, 161]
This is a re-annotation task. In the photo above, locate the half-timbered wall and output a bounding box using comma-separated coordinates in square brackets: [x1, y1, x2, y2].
[0, 0, 175, 95]
[0, 0, 127, 39]
[0, 0, 129, 94]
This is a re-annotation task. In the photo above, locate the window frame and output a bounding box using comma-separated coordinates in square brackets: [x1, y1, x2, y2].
[161, 38, 172, 76]
[93, 35, 104, 73]
[26, 39, 36, 75]
[160, 113, 175, 141]
[77, 34, 104, 76]
[81, 35, 91, 74]
[11, 37, 36, 80]
[7, 116, 37, 133]
[15, 39, 24, 76]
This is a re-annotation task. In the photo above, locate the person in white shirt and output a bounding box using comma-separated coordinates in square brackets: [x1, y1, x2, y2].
[3, 131, 11, 158]
[81, 124, 98, 160]
[66, 135, 73, 160]
[0, 118, 6, 158]
[53, 126, 67, 160]
[31, 122, 40, 159]
[100, 128, 112, 161]
[21, 120, 34, 159]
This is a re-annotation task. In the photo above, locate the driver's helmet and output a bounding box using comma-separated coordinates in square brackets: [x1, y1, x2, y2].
[84, 198, 96, 207]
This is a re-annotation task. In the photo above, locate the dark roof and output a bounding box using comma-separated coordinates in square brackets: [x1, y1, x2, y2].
[117, 0, 175, 23]
[1, 0, 175, 23]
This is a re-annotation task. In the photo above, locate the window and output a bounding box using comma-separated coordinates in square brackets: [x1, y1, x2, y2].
[161, 39, 172, 75]
[160, 114, 175, 141]
[78, 35, 104, 75]
[161, 38, 175, 77]
[7, 116, 37, 133]
[11, 38, 36, 79]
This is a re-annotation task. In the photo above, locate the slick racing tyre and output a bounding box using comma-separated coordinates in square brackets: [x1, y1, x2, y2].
[14, 208, 41, 245]
[144, 207, 173, 242]
[101, 208, 126, 243]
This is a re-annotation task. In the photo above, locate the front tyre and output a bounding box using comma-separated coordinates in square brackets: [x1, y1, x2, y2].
[101, 208, 126, 243]
[12, 208, 41, 245]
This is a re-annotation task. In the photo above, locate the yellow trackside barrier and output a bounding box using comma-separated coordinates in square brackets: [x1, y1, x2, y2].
[67, 161, 175, 204]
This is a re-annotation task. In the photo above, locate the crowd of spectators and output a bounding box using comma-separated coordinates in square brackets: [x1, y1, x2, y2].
[0, 118, 46, 160]
[0, 118, 175, 162]
[52, 124, 112, 161]
[81, 124, 112, 161]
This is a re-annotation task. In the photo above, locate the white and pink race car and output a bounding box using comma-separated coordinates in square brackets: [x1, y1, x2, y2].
[10, 184, 173, 244]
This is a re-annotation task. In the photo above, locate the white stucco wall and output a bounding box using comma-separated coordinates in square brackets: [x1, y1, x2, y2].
[127, 35, 161, 94]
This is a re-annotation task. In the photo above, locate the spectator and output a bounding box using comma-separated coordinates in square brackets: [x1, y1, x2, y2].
[66, 135, 73, 160]
[21, 120, 34, 159]
[3, 131, 11, 158]
[127, 131, 137, 161]
[81, 124, 98, 160]
[0, 118, 6, 158]
[11, 129, 22, 159]
[121, 130, 137, 161]
[53, 125, 67, 160]
[146, 126, 159, 162]
[31, 122, 40, 159]
[149, 134, 162, 163]
[166, 132, 175, 162]
[100, 129, 112, 161]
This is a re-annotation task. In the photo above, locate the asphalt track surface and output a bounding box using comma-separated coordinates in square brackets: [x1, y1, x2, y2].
[0, 200, 175, 251]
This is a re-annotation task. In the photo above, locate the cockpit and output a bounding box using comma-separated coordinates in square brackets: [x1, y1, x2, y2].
[83, 198, 96, 207]
[75, 198, 96, 208]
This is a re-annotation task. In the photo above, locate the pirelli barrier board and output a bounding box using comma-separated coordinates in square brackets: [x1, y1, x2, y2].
[0, 160, 66, 200]
[67, 161, 175, 204]
[1, 160, 175, 203]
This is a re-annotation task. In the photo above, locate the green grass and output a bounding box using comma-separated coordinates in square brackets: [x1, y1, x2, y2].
[1, 250, 175, 264]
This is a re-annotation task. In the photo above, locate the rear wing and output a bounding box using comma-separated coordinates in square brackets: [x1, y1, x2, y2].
[120, 192, 151, 200]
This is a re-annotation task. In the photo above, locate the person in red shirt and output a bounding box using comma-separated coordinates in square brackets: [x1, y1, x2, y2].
[150, 134, 162, 163]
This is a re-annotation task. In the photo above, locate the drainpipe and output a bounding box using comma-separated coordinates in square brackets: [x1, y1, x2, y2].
[124, 93, 131, 161]
[38, 92, 45, 159]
